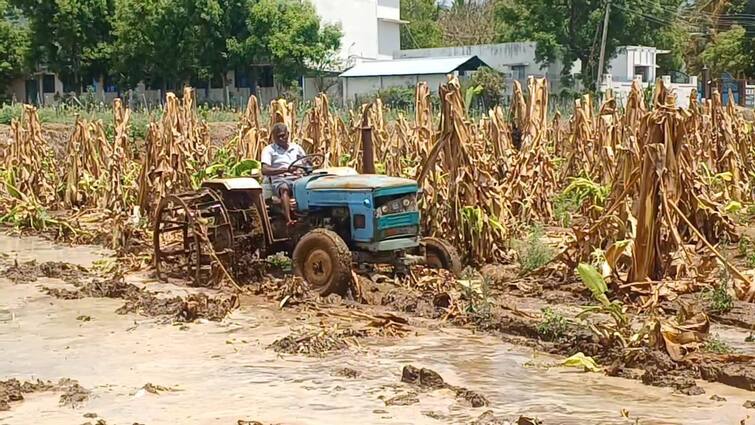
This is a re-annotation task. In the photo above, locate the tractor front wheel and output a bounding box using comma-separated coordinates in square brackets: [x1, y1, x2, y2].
[293, 229, 352, 296]
[422, 237, 462, 277]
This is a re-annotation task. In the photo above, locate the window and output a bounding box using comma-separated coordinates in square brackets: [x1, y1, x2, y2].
[211, 74, 224, 89]
[258, 66, 274, 88]
[634, 66, 649, 82]
[235, 69, 251, 88]
[511, 65, 526, 81]
[42, 74, 56, 93]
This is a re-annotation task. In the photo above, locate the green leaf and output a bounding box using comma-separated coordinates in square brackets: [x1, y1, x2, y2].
[229, 159, 261, 177]
[725, 201, 743, 214]
[576, 263, 608, 304]
[561, 352, 601, 372]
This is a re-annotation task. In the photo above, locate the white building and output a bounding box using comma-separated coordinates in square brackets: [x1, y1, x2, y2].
[606, 46, 668, 84]
[601, 46, 699, 108]
[310, 0, 402, 65]
[339, 55, 489, 105]
[397, 42, 581, 93]
[303, 0, 403, 100]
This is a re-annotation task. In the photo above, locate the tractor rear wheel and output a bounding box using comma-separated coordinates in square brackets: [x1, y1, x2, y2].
[422, 237, 462, 277]
[293, 229, 352, 296]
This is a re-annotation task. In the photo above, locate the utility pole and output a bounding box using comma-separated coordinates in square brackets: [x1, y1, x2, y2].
[596, 0, 612, 93]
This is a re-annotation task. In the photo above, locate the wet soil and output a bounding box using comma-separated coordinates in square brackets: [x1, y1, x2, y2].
[2, 260, 89, 284]
[40, 277, 240, 322]
[3, 233, 755, 424]
[0, 378, 89, 411]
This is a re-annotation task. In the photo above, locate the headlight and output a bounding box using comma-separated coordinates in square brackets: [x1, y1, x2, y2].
[402, 198, 411, 208]
[381, 205, 389, 214]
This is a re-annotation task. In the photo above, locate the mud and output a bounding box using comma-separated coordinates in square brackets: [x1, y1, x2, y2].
[383, 392, 419, 406]
[401, 365, 489, 407]
[1, 259, 90, 284]
[41, 277, 239, 322]
[332, 367, 360, 378]
[5, 233, 755, 424]
[0, 378, 88, 411]
[58, 381, 91, 408]
[269, 327, 369, 356]
[141, 383, 179, 394]
[699, 360, 755, 391]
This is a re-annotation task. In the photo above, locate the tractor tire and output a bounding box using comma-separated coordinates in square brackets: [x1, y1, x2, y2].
[293, 229, 352, 296]
[422, 237, 463, 277]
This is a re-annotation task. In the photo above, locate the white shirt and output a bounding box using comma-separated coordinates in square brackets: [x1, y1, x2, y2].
[261, 142, 306, 178]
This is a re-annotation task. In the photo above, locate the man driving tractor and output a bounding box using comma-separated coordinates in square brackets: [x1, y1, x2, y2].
[261, 122, 306, 226]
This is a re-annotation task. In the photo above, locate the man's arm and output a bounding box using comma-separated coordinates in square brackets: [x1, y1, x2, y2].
[262, 164, 288, 176]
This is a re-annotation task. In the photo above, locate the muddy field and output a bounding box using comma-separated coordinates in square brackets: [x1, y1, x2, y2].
[1, 233, 754, 425]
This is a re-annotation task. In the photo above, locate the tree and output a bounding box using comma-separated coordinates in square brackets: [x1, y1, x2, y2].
[400, 0, 442, 49]
[227, 0, 341, 91]
[495, 0, 687, 90]
[12, 0, 113, 93]
[701, 25, 753, 77]
[438, 0, 496, 46]
[112, 0, 229, 92]
[468, 66, 505, 109]
[0, 0, 28, 96]
[684, 0, 755, 77]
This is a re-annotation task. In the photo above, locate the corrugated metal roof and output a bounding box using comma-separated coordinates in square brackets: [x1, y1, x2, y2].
[340, 56, 483, 78]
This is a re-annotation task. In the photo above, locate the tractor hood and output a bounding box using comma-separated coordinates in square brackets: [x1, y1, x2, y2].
[306, 174, 417, 193]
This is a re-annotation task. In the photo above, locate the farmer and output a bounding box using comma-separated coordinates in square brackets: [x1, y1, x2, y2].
[261, 122, 307, 226]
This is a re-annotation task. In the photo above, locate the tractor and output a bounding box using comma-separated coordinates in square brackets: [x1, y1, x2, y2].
[153, 149, 461, 296]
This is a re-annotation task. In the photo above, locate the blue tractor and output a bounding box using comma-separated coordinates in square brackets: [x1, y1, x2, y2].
[153, 153, 461, 295]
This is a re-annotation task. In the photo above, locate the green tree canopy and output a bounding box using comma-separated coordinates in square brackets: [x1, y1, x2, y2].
[701, 25, 754, 77]
[400, 0, 442, 49]
[12, 0, 113, 92]
[227, 0, 341, 89]
[495, 0, 686, 90]
[112, 0, 232, 91]
[0, 0, 28, 95]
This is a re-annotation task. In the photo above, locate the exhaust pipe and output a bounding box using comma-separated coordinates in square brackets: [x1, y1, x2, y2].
[360, 105, 375, 174]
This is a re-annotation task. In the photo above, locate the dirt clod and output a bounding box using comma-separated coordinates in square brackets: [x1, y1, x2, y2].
[384, 392, 420, 406]
[333, 368, 360, 378]
[400, 365, 444, 388]
[471, 410, 507, 425]
[400, 365, 488, 408]
[455, 387, 490, 407]
[699, 361, 755, 391]
[59, 382, 91, 408]
[744, 400, 755, 409]
[0, 378, 57, 411]
[1, 260, 89, 284]
[43, 277, 239, 322]
[142, 383, 178, 394]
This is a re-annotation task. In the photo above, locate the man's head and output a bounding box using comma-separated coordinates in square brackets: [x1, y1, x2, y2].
[271, 123, 289, 148]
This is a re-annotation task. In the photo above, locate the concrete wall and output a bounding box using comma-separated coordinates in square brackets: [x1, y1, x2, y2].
[7, 78, 25, 102]
[607, 46, 664, 83]
[746, 84, 755, 108]
[342, 73, 454, 106]
[396, 42, 574, 92]
[310, 0, 394, 63]
[378, 20, 401, 58]
[601, 74, 698, 109]
[302, 76, 341, 101]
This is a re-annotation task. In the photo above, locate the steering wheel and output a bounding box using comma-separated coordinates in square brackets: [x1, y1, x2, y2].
[287, 154, 325, 175]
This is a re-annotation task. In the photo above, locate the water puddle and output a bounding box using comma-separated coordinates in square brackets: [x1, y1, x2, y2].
[1, 233, 753, 424]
